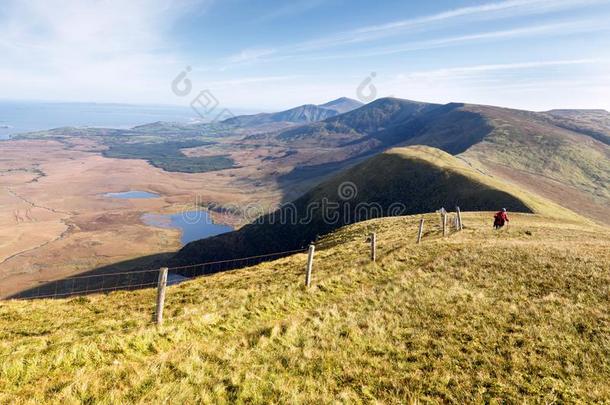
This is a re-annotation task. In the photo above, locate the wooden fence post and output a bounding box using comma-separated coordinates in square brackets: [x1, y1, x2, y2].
[155, 267, 168, 326]
[370, 232, 377, 262]
[305, 244, 315, 288]
[417, 217, 425, 244]
[456, 206, 463, 230]
[442, 210, 447, 236]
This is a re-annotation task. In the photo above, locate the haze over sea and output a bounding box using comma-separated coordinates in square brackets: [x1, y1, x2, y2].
[0, 100, 241, 140]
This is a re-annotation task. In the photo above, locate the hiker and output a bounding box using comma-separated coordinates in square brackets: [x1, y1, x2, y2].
[493, 208, 509, 229]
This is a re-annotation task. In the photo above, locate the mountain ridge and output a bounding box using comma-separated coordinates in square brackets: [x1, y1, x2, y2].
[171, 145, 582, 267]
[318, 97, 365, 113]
[222, 97, 364, 127]
[256, 97, 609, 225]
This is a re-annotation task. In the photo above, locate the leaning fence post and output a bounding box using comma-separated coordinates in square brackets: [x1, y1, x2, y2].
[417, 217, 425, 244]
[155, 267, 168, 326]
[370, 232, 377, 262]
[456, 206, 463, 230]
[305, 244, 315, 288]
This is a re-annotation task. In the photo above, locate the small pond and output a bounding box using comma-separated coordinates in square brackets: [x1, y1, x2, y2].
[142, 210, 233, 245]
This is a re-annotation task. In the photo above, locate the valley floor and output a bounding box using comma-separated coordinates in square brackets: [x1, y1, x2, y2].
[1, 213, 608, 403]
[0, 139, 269, 298]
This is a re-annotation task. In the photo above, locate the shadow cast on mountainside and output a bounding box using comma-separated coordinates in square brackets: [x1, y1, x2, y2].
[7, 253, 172, 300]
[275, 102, 492, 204]
[7, 247, 304, 301]
[170, 146, 535, 270]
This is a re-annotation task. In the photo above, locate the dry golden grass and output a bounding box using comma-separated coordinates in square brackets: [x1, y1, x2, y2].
[1, 212, 609, 403]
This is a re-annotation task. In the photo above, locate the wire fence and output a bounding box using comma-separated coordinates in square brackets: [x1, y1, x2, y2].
[5, 247, 309, 301]
[0, 209, 466, 340]
[2, 208, 463, 302]
[10, 269, 162, 300]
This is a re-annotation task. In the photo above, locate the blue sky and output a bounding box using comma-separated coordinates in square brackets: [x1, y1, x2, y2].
[1, 0, 610, 111]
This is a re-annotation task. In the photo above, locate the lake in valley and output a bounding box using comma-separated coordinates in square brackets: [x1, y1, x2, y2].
[142, 210, 233, 245]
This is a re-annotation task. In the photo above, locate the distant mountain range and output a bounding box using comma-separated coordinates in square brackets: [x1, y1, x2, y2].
[317, 97, 366, 114]
[244, 97, 609, 225]
[222, 97, 364, 127]
[12, 95, 609, 227]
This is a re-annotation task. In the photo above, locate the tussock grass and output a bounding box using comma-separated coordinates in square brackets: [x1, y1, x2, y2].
[1, 213, 609, 403]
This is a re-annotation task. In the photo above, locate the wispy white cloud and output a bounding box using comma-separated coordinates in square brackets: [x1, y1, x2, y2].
[348, 0, 601, 35]
[319, 19, 610, 60]
[399, 59, 602, 80]
[1, 0, 608, 112]
[223, 0, 609, 67]
[283, 0, 607, 52]
[0, 0, 211, 103]
[229, 18, 610, 65]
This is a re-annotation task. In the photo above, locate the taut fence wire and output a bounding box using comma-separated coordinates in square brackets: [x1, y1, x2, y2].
[4, 248, 309, 301]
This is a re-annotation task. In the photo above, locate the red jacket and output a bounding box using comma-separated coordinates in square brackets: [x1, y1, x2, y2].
[494, 211, 509, 224]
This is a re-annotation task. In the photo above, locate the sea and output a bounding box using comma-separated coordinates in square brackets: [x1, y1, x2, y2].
[0, 100, 207, 140]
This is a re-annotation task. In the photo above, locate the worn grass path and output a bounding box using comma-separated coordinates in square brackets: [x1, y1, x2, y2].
[1, 213, 609, 403]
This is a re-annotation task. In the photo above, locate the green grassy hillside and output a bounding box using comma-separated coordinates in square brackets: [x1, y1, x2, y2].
[317, 146, 581, 221]
[543, 109, 610, 145]
[456, 104, 610, 225]
[1, 213, 608, 403]
[172, 146, 582, 266]
[266, 98, 609, 225]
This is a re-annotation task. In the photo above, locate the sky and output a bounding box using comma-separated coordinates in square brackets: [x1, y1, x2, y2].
[1, 0, 610, 112]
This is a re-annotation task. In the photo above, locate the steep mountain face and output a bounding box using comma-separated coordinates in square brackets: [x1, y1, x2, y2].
[252, 98, 608, 224]
[257, 99, 493, 161]
[270, 100, 495, 193]
[276, 98, 441, 145]
[222, 98, 364, 127]
[170, 146, 570, 267]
